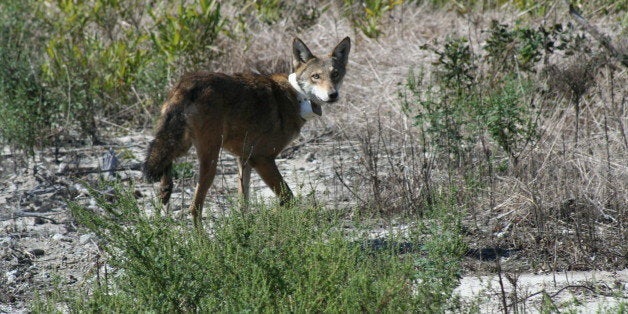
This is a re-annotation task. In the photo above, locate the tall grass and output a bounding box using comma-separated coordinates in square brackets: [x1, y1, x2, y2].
[32, 183, 465, 312]
[0, 1, 57, 152]
[394, 17, 627, 272]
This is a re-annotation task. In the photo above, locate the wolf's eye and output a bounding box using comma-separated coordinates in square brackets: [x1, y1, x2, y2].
[311, 74, 320, 80]
[331, 71, 339, 78]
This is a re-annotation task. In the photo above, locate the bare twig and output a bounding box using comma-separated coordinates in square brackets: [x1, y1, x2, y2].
[566, 2, 627, 67]
[333, 168, 366, 205]
[56, 162, 143, 176]
[507, 283, 623, 308]
[0, 211, 59, 224]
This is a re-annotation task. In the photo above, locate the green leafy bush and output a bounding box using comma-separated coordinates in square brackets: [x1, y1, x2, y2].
[32, 183, 465, 312]
[401, 27, 545, 193]
[39, 0, 149, 140]
[406, 20, 589, 165]
[0, 0, 225, 148]
[479, 77, 538, 161]
[150, 0, 224, 66]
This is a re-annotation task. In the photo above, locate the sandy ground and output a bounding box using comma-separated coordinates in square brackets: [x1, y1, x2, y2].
[456, 270, 628, 313]
[1, 130, 626, 313]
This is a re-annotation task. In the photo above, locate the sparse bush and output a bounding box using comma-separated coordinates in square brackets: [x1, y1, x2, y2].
[401, 18, 626, 273]
[479, 77, 538, 162]
[149, 0, 224, 66]
[240, 0, 285, 24]
[343, 0, 403, 38]
[411, 0, 625, 15]
[31, 183, 465, 312]
[427, 37, 476, 92]
[484, 20, 589, 75]
[39, 0, 152, 141]
[0, 1, 57, 153]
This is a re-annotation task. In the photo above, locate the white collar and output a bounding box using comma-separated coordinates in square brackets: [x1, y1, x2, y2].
[288, 73, 319, 120]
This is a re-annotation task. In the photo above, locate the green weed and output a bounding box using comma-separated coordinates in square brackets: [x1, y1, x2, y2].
[343, 0, 403, 38]
[149, 0, 224, 66]
[0, 0, 57, 153]
[479, 77, 538, 161]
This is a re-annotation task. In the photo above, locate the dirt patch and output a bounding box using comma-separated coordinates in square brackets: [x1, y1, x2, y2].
[0, 128, 349, 312]
[456, 270, 628, 312]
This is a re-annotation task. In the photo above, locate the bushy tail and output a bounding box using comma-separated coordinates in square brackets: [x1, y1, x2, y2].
[143, 102, 189, 182]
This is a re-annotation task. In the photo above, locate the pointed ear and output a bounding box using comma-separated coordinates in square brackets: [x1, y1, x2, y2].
[293, 38, 315, 69]
[331, 37, 351, 68]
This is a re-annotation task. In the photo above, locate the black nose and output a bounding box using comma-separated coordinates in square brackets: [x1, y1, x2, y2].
[328, 92, 339, 100]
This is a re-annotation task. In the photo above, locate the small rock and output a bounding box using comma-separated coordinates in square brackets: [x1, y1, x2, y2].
[5, 270, 18, 284]
[52, 233, 72, 242]
[67, 274, 77, 284]
[74, 183, 89, 196]
[79, 233, 94, 245]
[37, 202, 54, 212]
[57, 162, 68, 174]
[304, 152, 316, 162]
[127, 170, 144, 180]
[29, 249, 45, 257]
[33, 217, 46, 225]
[0, 237, 15, 247]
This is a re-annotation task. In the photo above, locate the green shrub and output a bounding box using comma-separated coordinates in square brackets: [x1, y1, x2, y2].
[240, 0, 285, 24]
[0, 0, 57, 153]
[409, 24, 571, 164]
[411, 0, 624, 14]
[149, 0, 224, 66]
[33, 183, 465, 312]
[0, 0, 224, 145]
[39, 0, 147, 140]
[343, 0, 403, 38]
[479, 77, 538, 161]
[429, 37, 476, 92]
[407, 38, 480, 165]
[484, 20, 588, 75]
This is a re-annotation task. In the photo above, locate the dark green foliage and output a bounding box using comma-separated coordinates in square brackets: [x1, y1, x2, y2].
[407, 23, 576, 164]
[427, 37, 476, 92]
[403, 24, 546, 197]
[484, 20, 589, 74]
[480, 77, 538, 160]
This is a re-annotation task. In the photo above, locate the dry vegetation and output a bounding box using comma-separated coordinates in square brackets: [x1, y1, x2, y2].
[247, 2, 627, 272]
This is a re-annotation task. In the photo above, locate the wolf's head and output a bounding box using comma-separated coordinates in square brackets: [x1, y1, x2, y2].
[290, 37, 351, 108]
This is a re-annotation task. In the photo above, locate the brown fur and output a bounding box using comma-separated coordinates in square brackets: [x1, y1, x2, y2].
[144, 37, 351, 226]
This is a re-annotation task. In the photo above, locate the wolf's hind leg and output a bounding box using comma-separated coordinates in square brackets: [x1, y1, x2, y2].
[189, 146, 220, 228]
[252, 157, 294, 206]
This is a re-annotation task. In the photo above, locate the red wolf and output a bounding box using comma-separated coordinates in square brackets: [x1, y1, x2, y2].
[144, 37, 351, 226]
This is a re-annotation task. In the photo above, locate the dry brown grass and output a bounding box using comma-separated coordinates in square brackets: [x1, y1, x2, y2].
[196, 1, 627, 272]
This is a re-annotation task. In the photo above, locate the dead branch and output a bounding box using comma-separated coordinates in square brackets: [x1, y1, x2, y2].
[56, 162, 143, 176]
[0, 211, 59, 224]
[566, 2, 628, 67]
